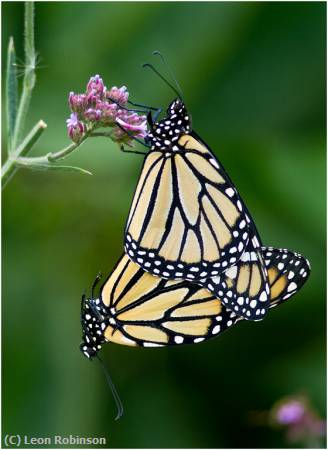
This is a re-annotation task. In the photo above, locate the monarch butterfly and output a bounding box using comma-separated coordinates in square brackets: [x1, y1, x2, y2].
[80, 247, 310, 356]
[123, 56, 272, 320]
[125, 97, 259, 282]
[125, 101, 271, 319]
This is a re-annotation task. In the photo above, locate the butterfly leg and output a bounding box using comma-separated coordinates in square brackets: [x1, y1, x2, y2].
[120, 145, 147, 156]
[115, 122, 150, 150]
[107, 97, 150, 114]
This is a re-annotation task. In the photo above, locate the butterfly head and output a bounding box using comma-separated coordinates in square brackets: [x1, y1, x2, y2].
[167, 98, 190, 123]
[80, 294, 107, 360]
[148, 98, 191, 150]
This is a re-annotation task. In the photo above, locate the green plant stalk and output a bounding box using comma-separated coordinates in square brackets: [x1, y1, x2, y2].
[17, 131, 93, 166]
[11, 2, 36, 150]
[2, 120, 47, 188]
[6, 37, 18, 153]
[1, 122, 103, 188]
[24, 1, 35, 60]
[10, 127, 113, 168]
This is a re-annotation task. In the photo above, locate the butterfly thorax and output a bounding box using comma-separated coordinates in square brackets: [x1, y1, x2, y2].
[148, 98, 192, 151]
[80, 297, 108, 359]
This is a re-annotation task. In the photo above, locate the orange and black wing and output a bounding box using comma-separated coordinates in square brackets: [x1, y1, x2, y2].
[203, 229, 270, 321]
[263, 247, 311, 306]
[80, 248, 310, 349]
[204, 245, 310, 321]
[99, 254, 233, 347]
[125, 132, 256, 282]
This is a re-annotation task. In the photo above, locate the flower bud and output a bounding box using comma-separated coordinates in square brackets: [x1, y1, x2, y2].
[86, 74, 105, 97]
[69, 92, 87, 113]
[86, 89, 99, 108]
[66, 113, 85, 143]
[98, 103, 117, 125]
[84, 108, 102, 122]
[107, 86, 129, 105]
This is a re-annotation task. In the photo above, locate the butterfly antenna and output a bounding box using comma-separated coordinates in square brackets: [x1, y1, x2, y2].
[142, 63, 181, 99]
[81, 292, 86, 310]
[96, 355, 124, 420]
[153, 51, 183, 99]
[91, 272, 102, 298]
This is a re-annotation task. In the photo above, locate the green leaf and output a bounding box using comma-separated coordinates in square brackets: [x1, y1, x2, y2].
[15, 159, 93, 176]
[6, 37, 18, 153]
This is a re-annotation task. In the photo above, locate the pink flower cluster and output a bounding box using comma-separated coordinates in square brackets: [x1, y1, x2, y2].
[66, 75, 148, 145]
[272, 396, 326, 445]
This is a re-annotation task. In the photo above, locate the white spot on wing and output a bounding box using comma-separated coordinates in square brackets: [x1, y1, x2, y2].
[225, 188, 234, 197]
[210, 158, 219, 169]
[225, 265, 238, 279]
[287, 282, 297, 292]
[174, 336, 184, 344]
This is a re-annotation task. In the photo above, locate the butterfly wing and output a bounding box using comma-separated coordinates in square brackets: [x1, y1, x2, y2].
[263, 247, 311, 306]
[88, 248, 310, 348]
[125, 132, 256, 282]
[203, 227, 270, 321]
[99, 254, 235, 347]
[205, 245, 310, 321]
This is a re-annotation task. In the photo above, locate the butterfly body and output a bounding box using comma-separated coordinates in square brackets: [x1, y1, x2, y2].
[80, 296, 108, 358]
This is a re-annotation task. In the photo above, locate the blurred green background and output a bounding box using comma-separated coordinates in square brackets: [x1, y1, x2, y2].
[2, 2, 326, 448]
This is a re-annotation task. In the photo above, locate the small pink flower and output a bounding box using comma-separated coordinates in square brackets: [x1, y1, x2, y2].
[107, 86, 129, 105]
[66, 75, 147, 146]
[98, 102, 117, 125]
[86, 90, 99, 108]
[68, 92, 87, 113]
[116, 117, 148, 139]
[66, 113, 85, 143]
[276, 401, 306, 425]
[86, 74, 105, 97]
[270, 396, 326, 445]
[84, 108, 102, 122]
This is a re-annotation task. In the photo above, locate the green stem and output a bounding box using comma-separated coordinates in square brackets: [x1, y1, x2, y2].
[2, 124, 98, 189]
[12, 2, 36, 150]
[1, 159, 16, 190]
[18, 131, 91, 166]
[2, 120, 47, 188]
[14, 120, 47, 158]
[24, 1, 35, 61]
[47, 136, 88, 162]
[6, 37, 18, 153]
